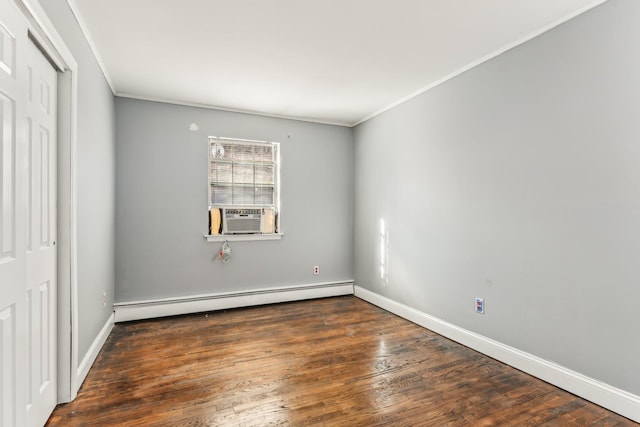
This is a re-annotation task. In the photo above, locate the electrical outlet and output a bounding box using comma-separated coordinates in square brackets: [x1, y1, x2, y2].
[313, 266, 320, 275]
[102, 292, 107, 307]
[475, 298, 485, 314]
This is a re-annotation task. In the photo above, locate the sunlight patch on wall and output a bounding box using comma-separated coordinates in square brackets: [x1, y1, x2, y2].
[380, 219, 389, 286]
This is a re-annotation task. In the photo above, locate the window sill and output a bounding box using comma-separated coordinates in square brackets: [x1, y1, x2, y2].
[204, 233, 284, 242]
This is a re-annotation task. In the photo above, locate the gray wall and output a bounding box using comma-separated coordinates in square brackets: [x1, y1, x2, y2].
[37, 0, 116, 359]
[115, 98, 353, 302]
[354, 0, 640, 395]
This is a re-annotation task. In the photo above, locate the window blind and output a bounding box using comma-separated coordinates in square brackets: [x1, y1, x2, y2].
[209, 137, 278, 207]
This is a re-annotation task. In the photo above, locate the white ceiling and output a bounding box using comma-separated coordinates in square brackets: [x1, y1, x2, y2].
[69, 0, 605, 127]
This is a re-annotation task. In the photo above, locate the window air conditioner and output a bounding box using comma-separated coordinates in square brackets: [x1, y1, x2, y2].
[221, 207, 276, 234]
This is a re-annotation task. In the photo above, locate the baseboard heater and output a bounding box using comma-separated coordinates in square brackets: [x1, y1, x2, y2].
[113, 281, 354, 323]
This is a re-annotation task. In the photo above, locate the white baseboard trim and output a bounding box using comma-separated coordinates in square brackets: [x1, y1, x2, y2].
[76, 312, 114, 392]
[114, 281, 355, 323]
[354, 285, 640, 423]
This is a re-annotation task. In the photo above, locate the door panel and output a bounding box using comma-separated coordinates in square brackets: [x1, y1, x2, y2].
[0, 0, 28, 425]
[25, 37, 57, 427]
[0, 305, 17, 426]
[0, 0, 58, 425]
[0, 90, 16, 263]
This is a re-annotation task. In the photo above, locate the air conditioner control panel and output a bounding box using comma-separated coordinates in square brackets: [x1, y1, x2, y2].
[225, 208, 262, 216]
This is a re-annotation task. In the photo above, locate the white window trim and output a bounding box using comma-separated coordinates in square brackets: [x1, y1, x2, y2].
[204, 233, 284, 242]
[206, 136, 282, 240]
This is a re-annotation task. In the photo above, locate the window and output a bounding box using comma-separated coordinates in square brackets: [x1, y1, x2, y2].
[208, 137, 280, 237]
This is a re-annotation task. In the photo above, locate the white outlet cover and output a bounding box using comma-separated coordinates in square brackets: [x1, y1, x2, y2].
[475, 298, 485, 314]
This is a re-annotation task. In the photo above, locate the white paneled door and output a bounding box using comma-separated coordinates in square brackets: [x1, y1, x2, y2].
[25, 34, 58, 427]
[0, 0, 58, 425]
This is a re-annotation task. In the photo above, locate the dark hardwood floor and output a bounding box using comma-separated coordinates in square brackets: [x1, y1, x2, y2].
[47, 296, 637, 426]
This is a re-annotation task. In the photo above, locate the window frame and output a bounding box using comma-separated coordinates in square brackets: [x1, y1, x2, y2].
[206, 136, 282, 240]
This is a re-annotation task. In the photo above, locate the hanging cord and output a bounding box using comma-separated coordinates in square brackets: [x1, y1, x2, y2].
[218, 240, 231, 264]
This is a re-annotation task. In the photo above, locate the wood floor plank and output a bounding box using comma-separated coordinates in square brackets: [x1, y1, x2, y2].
[46, 296, 637, 426]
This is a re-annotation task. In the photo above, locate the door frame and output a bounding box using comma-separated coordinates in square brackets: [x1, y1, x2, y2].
[15, 0, 80, 402]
